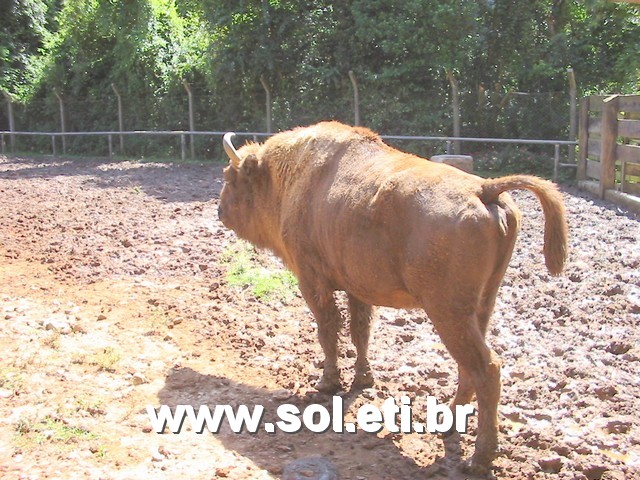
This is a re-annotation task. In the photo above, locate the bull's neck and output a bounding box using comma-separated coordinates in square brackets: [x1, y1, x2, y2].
[256, 163, 293, 268]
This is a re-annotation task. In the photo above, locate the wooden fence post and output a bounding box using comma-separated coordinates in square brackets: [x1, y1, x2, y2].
[348, 70, 360, 126]
[446, 69, 461, 155]
[599, 94, 619, 198]
[53, 88, 66, 155]
[577, 96, 589, 181]
[568, 68, 577, 165]
[111, 83, 124, 154]
[183, 80, 195, 159]
[260, 76, 272, 134]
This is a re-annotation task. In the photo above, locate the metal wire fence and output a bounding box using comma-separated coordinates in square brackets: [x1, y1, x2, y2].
[0, 129, 577, 183]
[1, 84, 578, 180]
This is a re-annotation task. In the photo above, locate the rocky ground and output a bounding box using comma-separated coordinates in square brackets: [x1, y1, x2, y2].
[0, 154, 638, 480]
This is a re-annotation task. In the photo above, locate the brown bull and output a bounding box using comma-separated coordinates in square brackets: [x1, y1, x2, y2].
[218, 121, 568, 474]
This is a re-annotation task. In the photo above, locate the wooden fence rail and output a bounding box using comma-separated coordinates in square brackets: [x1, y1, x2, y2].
[578, 94, 640, 214]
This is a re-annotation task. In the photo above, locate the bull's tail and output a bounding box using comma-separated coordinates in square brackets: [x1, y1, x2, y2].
[480, 175, 568, 276]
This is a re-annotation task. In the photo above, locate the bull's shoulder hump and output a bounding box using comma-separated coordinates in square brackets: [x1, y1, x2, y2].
[286, 122, 383, 147]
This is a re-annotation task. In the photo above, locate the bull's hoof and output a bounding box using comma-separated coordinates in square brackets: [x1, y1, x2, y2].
[350, 371, 374, 392]
[461, 458, 493, 478]
[315, 376, 341, 394]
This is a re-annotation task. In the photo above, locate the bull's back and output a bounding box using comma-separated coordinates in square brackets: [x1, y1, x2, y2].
[282, 145, 519, 308]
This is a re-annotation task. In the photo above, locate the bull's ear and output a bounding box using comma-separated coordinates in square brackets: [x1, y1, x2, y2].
[241, 154, 260, 177]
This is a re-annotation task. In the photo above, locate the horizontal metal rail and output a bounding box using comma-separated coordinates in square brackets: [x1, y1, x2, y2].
[0, 130, 578, 181]
[0, 129, 579, 144]
[382, 135, 577, 146]
[0, 130, 266, 137]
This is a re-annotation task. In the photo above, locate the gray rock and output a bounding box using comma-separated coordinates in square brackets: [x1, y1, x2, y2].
[538, 456, 563, 473]
[151, 450, 165, 462]
[605, 341, 631, 355]
[605, 419, 631, 434]
[581, 463, 608, 480]
[131, 372, 148, 385]
[282, 457, 339, 480]
[0, 388, 14, 398]
[272, 389, 292, 401]
[44, 319, 72, 334]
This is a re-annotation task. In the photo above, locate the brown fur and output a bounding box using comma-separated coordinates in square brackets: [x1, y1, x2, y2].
[218, 121, 568, 474]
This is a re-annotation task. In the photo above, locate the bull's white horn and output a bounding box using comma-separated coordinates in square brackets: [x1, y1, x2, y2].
[223, 132, 241, 168]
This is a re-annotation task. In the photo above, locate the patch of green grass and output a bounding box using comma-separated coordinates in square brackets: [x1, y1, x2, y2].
[73, 347, 121, 372]
[0, 367, 25, 393]
[92, 346, 121, 372]
[15, 415, 97, 445]
[76, 395, 106, 416]
[222, 241, 298, 302]
[146, 306, 170, 332]
[93, 444, 108, 458]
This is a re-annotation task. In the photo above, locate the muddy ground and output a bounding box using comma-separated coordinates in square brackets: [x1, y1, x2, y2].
[0, 154, 638, 480]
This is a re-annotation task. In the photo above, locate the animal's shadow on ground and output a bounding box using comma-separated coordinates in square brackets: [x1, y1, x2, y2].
[156, 366, 482, 480]
[0, 155, 224, 203]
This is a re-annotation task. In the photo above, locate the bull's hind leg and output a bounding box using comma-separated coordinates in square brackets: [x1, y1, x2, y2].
[298, 281, 343, 393]
[450, 277, 505, 413]
[451, 365, 474, 408]
[347, 294, 374, 391]
[427, 304, 501, 475]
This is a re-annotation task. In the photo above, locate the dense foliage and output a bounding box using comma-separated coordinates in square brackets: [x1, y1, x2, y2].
[1, 0, 639, 152]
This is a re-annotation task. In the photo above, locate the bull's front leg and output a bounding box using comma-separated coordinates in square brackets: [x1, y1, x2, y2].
[298, 280, 343, 393]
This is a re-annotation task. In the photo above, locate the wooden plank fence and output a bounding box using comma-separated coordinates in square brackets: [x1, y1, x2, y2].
[578, 94, 640, 214]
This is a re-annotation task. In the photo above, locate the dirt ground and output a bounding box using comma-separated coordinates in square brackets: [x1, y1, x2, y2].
[0, 154, 639, 480]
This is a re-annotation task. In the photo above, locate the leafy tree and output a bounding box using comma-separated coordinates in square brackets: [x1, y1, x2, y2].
[0, 0, 638, 154]
[0, 0, 57, 99]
